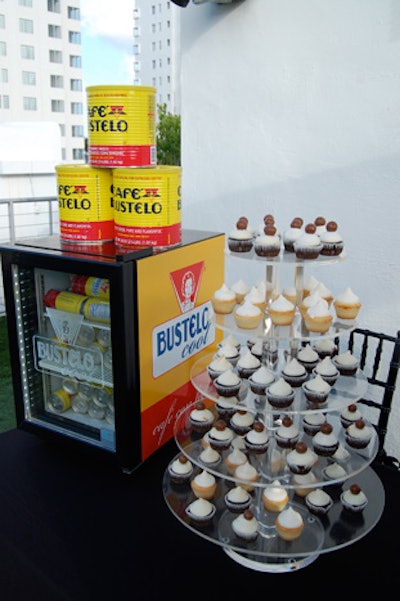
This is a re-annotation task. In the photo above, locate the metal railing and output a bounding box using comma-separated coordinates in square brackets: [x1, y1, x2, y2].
[0, 197, 59, 315]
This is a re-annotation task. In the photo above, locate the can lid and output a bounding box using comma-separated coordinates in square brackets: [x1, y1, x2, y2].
[86, 84, 156, 93]
[43, 289, 59, 308]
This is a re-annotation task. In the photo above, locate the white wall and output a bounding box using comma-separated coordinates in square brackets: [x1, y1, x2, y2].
[179, 0, 400, 458]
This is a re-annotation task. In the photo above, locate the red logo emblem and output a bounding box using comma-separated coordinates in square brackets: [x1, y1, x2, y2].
[170, 262, 204, 313]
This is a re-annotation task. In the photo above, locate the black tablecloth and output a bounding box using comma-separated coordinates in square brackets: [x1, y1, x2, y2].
[0, 428, 398, 600]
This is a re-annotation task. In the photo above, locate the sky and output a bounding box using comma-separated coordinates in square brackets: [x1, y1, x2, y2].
[80, 0, 135, 89]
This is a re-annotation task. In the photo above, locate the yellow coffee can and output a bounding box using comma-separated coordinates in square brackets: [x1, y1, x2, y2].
[87, 85, 157, 167]
[55, 163, 114, 243]
[113, 166, 182, 249]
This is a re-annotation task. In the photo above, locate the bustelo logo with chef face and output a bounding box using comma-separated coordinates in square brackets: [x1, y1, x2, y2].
[169, 262, 204, 313]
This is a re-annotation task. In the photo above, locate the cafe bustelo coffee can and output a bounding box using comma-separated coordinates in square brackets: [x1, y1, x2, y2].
[87, 85, 156, 167]
[56, 164, 114, 243]
[113, 166, 182, 249]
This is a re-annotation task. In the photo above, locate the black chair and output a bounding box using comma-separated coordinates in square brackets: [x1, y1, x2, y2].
[336, 327, 400, 470]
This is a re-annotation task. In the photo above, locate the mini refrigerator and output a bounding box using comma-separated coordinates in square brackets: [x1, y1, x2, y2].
[0, 230, 225, 472]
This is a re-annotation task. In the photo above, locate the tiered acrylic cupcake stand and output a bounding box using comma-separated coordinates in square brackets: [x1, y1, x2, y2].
[162, 249, 385, 572]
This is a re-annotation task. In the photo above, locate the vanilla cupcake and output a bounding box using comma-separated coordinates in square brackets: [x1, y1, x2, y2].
[312, 422, 339, 457]
[236, 349, 261, 379]
[313, 356, 340, 386]
[231, 279, 250, 304]
[292, 471, 318, 497]
[230, 410, 255, 436]
[190, 470, 217, 500]
[262, 480, 289, 512]
[248, 365, 275, 395]
[224, 446, 248, 475]
[254, 225, 281, 258]
[305, 488, 334, 516]
[234, 300, 264, 330]
[320, 221, 344, 256]
[345, 418, 373, 449]
[282, 286, 298, 306]
[207, 354, 232, 381]
[313, 282, 334, 307]
[224, 485, 252, 513]
[340, 403, 363, 428]
[286, 441, 318, 475]
[275, 506, 304, 541]
[234, 461, 260, 491]
[185, 497, 216, 526]
[232, 509, 259, 541]
[332, 350, 359, 376]
[296, 344, 320, 372]
[303, 298, 333, 334]
[275, 415, 300, 449]
[298, 291, 324, 317]
[302, 374, 331, 406]
[227, 217, 254, 253]
[293, 223, 323, 260]
[244, 285, 267, 312]
[168, 454, 194, 484]
[266, 378, 295, 409]
[214, 368, 242, 397]
[207, 419, 234, 451]
[302, 275, 319, 299]
[211, 283, 237, 314]
[333, 288, 361, 320]
[268, 294, 296, 326]
[281, 357, 308, 387]
[244, 421, 270, 454]
[340, 483, 368, 513]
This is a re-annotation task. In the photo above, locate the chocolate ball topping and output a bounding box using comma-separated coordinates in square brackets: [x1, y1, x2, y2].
[350, 483, 361, 495]
[305, 223, 316, 234]
[253, 421, 265, 433]
[215, 419, 226, 431]
[320, 422, 333, 435]
[326, 220, 338, 232]
[314, 216, 326, 226]
[295, 441, 308, 454]
[264, 225, 277, 236]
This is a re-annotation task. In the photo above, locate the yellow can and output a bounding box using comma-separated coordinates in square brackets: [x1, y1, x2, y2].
[87, 85, 157, 167]
[113, 166, 182, 249]
[55, 163, 114, 243]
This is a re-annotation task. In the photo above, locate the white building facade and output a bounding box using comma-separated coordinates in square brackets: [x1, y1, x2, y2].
[0, 0, 85, 163]
[133, 1, 181, 115]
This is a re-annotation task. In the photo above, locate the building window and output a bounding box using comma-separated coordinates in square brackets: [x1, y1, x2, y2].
[72, 125, 84, 137]
[134, 61, 140, 72]
[49, 49, 62, 63]
[51, 99, 64, 112]
[19, 18, 34, 33]
[70, 79, 82, 91]
[68, 31, 81, 44]
[0, 41, 6, 56]
[22, 71, 36, 85]
[61, 148, 66, 160]
[48, 0, 61, 13]
[73, 148, 85, 160]
[152, 5, 156, 15]
[69, 55, 82, 68]
[71, 102, 83, 114]
[0, 14, 5, 29]
[68, 7, 80, 20]
[19, 0, 33, 6]
[152, 60, 156, 69]
[59, 124, 65, 137]
[23, 96, 37, 110]
[133, 44, 140, 54]
[48, 24, 62, 38]
[1, 68, 8, 83]
[21, 45, 35, 59]
[50, 74, 63, 87]
[0, 95, 10, 109]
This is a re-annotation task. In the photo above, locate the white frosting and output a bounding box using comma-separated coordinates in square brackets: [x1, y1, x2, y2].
[246, 424, 269, 444]
[216, 395, 239, 409]
[304, 275, 319, 293]
[215, 344, 239, 361]
[231, 411, 255, 428]
[255, 231, 280, 247]
[276, 506, 303, 528]
[263, 480, 288, 502]
[193, 470, 216, 488]
[190, 405, 214, 423]
[313, 282, 332, 299]
[235, 299, 262, 317]
[335, 287, 360, 304]
[335, 350, 358, 367]
[304, 374, 331, 393]
[231, 279, 250, 297]
[303, 413, 326, 427]
[208, 355, 232, 372]
[235, 461, 258, 481]
[324, 462, 347, 479]
[313, 338, 336, 352]
[225, 447, 247, 467]
[283, 226, 303, 245]
[250, 365, 275, 385]
[229, 227, 252, 241]
[213, 283, 236, 301]
[187, 498, 214, 518]
[293, 471, 317, 487]
[297, 344, 319, 363]
[346, 421, 372, 441]
[219, 334, 240, 348]
[208, 423, 233, 442]
[301, 292, 323, 311]
[306, 488, 332, 507]
[332, 444, 351, 461]
[237, 349, 261, 369]
[268, 377, 293, 396]
[215, 368, 241, 386]
[269, 294, 295, 312]
[244, 286, 266, 305]
[295, 231, 321, 248]
[170, 456, 193, 475]
[341, 405, 362, 422]
[315, 356, 338, 376]
[226, 485, 250, 504]
[283, 357, 306, 377]
[199, 446, 220, 464]
[250, 339, 264, 357]
[313, 428, 338, 447]
[287, 446, 317, 466]
[341, 487, 367, 506]
[307, 298, 331, 318]
[232, 512, 258, 535]
[276, 420, 299, 439]
[255, 279, 268, 299]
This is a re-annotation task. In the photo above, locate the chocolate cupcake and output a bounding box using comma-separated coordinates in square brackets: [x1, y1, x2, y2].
[185, 498, 216, 526]
[224, 485, 252, 513]
[275, 415, 300, 449]
[312, 422, 339, 457]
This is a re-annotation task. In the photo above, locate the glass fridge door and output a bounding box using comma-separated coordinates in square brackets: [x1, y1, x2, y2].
[12, 264, 115, 451]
